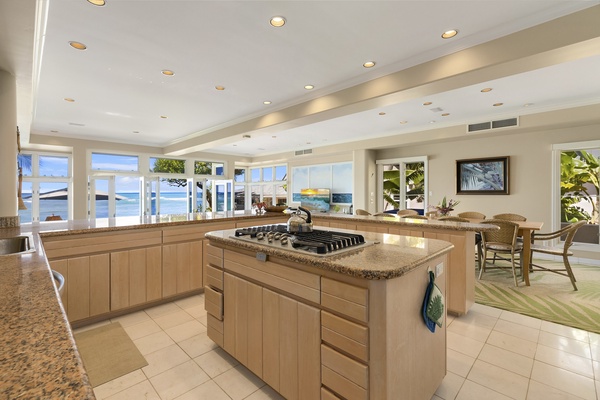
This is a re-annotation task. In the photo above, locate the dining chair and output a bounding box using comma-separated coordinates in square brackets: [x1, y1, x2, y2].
[373, 213, 395, 217]
[529, 220, 586, 290]
[492, 213, 527, 221]
[479, 219, 523, 287]
[457, 211, 486, 219]
[438, 216, 469, 222]
[396, 209, 419, 216]
[355, 209, 371, 216]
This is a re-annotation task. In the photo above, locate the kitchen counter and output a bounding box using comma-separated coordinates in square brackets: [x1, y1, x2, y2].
[0, 211, 280, 399]
[206, 227, 454, 279]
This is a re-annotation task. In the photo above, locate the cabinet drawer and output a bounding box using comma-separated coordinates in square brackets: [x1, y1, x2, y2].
[206, 253, 223, 269]
[207, 314, 224, 347]
[322, 311, 368, 362]
[321, 278, 368, 323]
[206, 265, 224, 290]
[204, 286, 223, 320]
[321, 386, 342, 400]
[321, 345, 368, 400]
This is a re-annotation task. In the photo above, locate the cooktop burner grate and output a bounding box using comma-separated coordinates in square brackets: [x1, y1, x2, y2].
[233, 224, 368, 255]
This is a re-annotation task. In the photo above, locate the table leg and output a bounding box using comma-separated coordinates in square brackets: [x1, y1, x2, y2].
[520, 229, 532, 286]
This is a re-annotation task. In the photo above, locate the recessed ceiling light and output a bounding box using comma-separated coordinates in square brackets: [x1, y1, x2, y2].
[64, 98, 75, 102]
[481, 87, 493, 92]
[441, 29, 458, 39]
[87, 0, 105, 6]
[524, 103, 533, 107]
[429, 120, 436, 124]
[263, 101, 272, 105]
[160, 115, 168, 119]
[493, 103, 504, 107]
[51, 130, 59, 133]
[441, 113, 450, 116]
[363, 61, 376, 68]
[161, 70, 174, 76]
[400, 121, 408, 124]
[243, 134, 251, 139]
[69, 41, 87, 50]
[270, 16, 286, 27]
[132, 131, 140, 134]
[423, 101, 432, 106]
[304, 85, 314, 90]
[215, 85, 225, 91]
[379, 112, 386, 116]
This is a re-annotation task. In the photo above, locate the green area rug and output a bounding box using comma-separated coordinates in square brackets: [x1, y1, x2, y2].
[475, 260, 600, 334]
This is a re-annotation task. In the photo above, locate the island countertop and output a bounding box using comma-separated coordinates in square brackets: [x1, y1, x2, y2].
[205, 227, 455, 280]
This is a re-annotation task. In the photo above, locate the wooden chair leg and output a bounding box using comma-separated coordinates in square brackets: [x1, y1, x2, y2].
[511, 252, 519, 287]
[478, 250, 487, 280]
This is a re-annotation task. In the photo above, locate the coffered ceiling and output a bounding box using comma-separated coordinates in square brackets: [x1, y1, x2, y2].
[2, 1, 600, 159]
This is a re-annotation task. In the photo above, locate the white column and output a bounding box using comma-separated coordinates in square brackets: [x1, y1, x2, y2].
[0, 69, 18, 221]
[353, 149, 377, 213]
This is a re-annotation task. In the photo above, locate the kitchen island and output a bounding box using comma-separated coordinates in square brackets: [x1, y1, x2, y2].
[204, 227, 454, 400]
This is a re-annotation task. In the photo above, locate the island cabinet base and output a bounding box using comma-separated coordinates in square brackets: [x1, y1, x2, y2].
[205, 243, 447, 400]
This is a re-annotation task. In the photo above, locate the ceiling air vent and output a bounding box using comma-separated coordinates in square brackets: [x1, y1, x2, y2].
[467, 117, 518, 133]
[295, 149, 313, 156]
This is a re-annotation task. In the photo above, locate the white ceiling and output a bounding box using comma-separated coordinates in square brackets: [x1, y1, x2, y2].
[2, 0, 600, 158]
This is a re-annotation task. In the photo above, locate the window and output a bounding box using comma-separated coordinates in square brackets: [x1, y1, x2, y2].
[91, 153, 138, 172]
[291, 162, 352, 205]
[242, 164, 288, 208]
[377, 157, 427, 213]
[557, 144, 599, 245]
[150, 157, 185, 174]
[194, 161, 224, 176]
[18, 151, 73, 222]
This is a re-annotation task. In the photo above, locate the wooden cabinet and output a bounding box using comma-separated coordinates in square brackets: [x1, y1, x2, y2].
[222, 272, 321, 400]
[111, 246, 162, 311]
[49, 254, 109, 321]
[162, 241, 203, 297]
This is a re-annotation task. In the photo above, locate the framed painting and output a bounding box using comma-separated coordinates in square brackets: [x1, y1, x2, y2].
[456, 156, 509, 195]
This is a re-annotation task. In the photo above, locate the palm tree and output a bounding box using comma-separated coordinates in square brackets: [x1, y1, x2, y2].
[382, 163, 425, 210]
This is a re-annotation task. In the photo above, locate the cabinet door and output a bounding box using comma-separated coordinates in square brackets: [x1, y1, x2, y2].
[111, 251, 130, 310]
[146, 246, 162, 301]
[163, 241, 203, 296]
[89, 254, 110, 316]
[67, 256, 90, 321]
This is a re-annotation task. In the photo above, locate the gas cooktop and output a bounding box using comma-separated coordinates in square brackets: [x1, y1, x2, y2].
[232, 224, 373, 256]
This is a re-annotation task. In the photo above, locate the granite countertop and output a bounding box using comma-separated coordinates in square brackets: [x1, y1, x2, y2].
[311, 212, 498, 232]
[0, 228, 95, 399]
[206, 228, 454, 280]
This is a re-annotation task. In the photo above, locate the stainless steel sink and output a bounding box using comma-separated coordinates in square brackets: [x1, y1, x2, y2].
[0, 235, 35, 255]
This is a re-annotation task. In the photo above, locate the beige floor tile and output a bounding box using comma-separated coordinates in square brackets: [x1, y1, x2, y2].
[93, 370, 147, 399]
[535, 344, 594, 378]
[499, 310, 542, 330]
[446, 314, 456, 326]
[455, 379, 512, 400]
[179, 331, 218, 358]
[457, 309, 501, 329]
[165, 319, 207, 343]
[133, 330, 175, 355]
[486, 330, 537, 358]
[430, 396, 443, 400]
[104, 380, 160, 400]
[213, 364, 265, 400]
[538, 331, 592, 359]
[173, 380, 231, 400]
[145, 302, 183, 319]
[149, 360, 210, 400]
[110, 310, 151, 327]
[197, 313, 208, 327]
[447, 331, 485, 358]
[596, 379, 600, 400]
[593, 360, 599, 380]
[244, 384, 285, 399]
[591, 343, 600, 361]
[478, 344, 534, 377]
[142, 344, 191, 378]
[124, 319, 162, 341]
[448, 319, 493, 342]
[73, 320, 111, 334]
[174, 294, 204, 309]
[447, 349, 476, 378]
[589, 332, 600, 346]
[541, 320, 590, 343]
[527, 379, 588, 400]
[530, 360, 597, 400]
[469, 303, 502, 318]
[185, 304, 208, 320]
[467, 360, 529, 400]
[434, 371, 464, 400]
[493, 319, 540, 343]
[194, 347, 239, 378]
[153, 309, 195, 330]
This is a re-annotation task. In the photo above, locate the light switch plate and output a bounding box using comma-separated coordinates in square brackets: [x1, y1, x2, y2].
[435, 262, 444, 277]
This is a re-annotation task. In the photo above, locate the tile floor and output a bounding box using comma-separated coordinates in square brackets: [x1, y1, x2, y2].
[75, 294, 600, 400]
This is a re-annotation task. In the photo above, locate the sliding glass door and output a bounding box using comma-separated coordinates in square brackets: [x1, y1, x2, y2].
[377, 156, 428, 213]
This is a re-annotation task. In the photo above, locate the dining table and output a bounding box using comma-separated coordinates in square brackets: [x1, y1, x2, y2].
[468, 219, 544, 286]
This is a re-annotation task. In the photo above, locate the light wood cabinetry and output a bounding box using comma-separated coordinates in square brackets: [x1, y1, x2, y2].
[205, 240, 448, 400]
